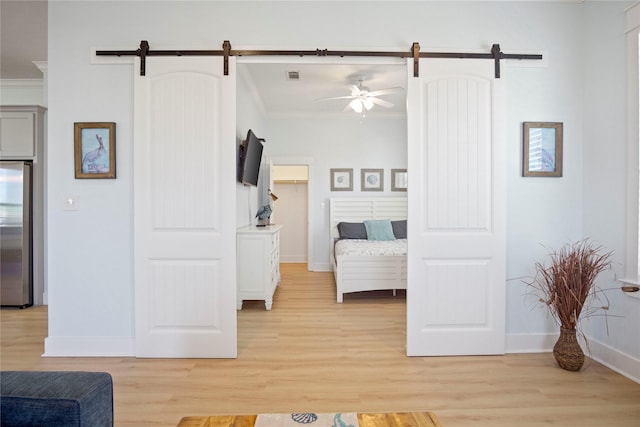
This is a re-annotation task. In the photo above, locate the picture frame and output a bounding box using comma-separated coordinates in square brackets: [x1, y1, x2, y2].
[361, 168, 384, 192]
[74, 122, 116, 179]
[523, 122, 563, 177]
[330, 168, 353, 191]
[391, 169, 408, 191]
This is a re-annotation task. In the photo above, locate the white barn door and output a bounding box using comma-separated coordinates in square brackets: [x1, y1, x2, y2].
[134, 57, 237, 357]
[406, 59, 506, 356]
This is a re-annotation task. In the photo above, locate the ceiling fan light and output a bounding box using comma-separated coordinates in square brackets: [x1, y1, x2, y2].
[350, 99, 363, 113]
[363, 98, 374, 110]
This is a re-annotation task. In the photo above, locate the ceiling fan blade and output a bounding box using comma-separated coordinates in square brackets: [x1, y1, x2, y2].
[370, 97, 394, 108]
[367, 87, 404, 97]
[315, 95, 355, 102]
[350, 85, 361, 95]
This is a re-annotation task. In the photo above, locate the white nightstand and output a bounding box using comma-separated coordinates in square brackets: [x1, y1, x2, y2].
[236, 224, 282, 310]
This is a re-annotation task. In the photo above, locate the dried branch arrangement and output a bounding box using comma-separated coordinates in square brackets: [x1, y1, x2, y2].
[532, 239, 613, 330]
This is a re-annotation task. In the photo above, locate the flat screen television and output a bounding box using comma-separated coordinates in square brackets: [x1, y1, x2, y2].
[237, 129, 264, 186]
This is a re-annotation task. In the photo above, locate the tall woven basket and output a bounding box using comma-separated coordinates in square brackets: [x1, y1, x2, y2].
[553, 328, 585, 371]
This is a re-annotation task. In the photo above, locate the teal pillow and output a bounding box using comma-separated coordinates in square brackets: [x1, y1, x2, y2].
[364, 219, 395, 241]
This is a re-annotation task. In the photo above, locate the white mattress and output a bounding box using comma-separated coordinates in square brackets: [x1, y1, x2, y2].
[335, 239, 408, 256]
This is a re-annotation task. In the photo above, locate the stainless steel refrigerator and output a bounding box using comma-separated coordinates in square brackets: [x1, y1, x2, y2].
[0, 161, 33, 308]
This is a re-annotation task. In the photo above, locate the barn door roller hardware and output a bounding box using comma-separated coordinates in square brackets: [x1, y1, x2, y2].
[96, 40, 542, 78]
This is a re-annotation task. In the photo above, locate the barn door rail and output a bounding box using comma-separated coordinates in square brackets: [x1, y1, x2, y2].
[96, 40, 542, 78]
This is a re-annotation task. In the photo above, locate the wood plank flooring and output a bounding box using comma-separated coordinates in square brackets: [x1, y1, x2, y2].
[1, 263, 639, 426]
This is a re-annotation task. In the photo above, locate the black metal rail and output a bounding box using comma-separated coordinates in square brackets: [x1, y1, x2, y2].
[96, 40, 543, 78]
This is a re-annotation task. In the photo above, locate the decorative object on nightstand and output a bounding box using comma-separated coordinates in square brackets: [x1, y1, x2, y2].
[255, 190, 278, 227]
[529, 239, 613, 371]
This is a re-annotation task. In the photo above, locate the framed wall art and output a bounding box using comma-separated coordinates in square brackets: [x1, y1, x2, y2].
[361, 168, 383, 192]
[74, 122, 116, 179]
[523, 122, 563, 177]
[330, 168, 353, 191]
[391, 169, 408, 191]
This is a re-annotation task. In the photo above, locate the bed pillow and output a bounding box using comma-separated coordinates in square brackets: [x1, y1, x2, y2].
[337, 222, 367, 239]
[364, 219, 396, 241]
[391, 220, 407, 239]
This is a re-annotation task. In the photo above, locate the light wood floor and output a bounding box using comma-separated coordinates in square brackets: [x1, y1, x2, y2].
[1, 264, 639, 426]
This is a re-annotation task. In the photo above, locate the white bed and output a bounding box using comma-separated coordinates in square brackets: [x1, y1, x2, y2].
[330, 197, 408, 303]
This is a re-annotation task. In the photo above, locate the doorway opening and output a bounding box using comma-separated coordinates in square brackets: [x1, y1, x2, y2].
[237, 57, 409, 350]
[271, 164, 310, 266]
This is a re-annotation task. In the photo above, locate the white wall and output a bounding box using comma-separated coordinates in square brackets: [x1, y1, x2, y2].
[581, 2, 639, 378]
[236, 66, 267, 229]
[47, 2, 134, 347]
[45, 0, 636, 373]
[503, 8, 586, 338]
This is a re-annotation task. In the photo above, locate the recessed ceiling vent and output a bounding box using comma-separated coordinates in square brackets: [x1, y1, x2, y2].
[286, 71, 300, 80]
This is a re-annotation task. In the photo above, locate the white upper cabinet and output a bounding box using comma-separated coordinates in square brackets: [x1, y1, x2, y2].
[0, 106, 46, 159]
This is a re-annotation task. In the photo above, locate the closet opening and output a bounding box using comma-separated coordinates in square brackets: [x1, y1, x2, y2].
[271, 164, 310, 266]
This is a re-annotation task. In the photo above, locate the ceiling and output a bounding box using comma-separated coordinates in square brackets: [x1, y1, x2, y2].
[240, 62, 407, 117]
[0, 1, 48, 80]
[0, 1, 407, 117]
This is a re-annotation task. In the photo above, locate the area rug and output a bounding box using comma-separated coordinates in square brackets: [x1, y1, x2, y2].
[177, 412, 442, 427]
[256, 412, 358, 426]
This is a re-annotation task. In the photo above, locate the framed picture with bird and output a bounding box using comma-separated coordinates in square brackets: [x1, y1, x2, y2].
[74, 122, 116, 179]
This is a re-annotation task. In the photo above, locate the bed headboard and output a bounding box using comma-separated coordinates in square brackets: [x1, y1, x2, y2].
[329, 197, 408, 241]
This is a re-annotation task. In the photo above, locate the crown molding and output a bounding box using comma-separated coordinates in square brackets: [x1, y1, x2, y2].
[33, 61, 48, 73]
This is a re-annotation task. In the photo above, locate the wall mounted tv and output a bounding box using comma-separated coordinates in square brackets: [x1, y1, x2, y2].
[237, 129, 264, 187]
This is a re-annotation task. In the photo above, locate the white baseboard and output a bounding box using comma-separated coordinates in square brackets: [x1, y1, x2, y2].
[280, 256, 307, 263]
[506, 332, 558, 353]
[309, 262, 331, 272]
[585, 336, 640, 383]
[44, 336, 135, 357]
[506, 332, 640, 383]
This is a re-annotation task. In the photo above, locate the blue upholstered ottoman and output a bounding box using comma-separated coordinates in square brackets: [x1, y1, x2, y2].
[0, 371, 113, 427]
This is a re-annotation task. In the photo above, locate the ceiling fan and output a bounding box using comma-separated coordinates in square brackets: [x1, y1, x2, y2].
[318, 75, 403, 114]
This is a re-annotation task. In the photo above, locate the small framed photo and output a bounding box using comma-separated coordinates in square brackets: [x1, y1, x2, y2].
[74, 122, 116, 179]
[523, 122, 563, 177]
[391, 169, 408, 191]
[330, 168, 353, 191]
[361, 168, 383, 192]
